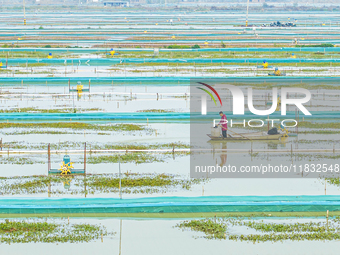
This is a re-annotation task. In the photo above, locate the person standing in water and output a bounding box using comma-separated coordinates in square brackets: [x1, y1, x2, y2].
[218, 111, 228, 138]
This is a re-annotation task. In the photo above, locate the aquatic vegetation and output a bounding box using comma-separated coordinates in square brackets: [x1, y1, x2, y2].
[83, 173, 205, 194]
[0, 107, 103, 113]
[87, 153, 162, 164]
[23, 63, 49, 67]
[176, 218, 227, 239]
[0, 141, 190, 151]
[0, 142, 189, 165]
[296, 122, 340, 129]
[297, 139, 340, 144]
[326, 178, 340, 186]
[0, 176, 65, 195]
[0, 173, 206, 195]
[297, 44, 334, 48]
[137, 109, 175, 113]
[0, 122, 146, 132]
[0, 219, 112, 244]
[243, 221, 332, 233]
[267, 153, 340, 162]
[176, 217, 340, 242]
[0, 157, 43, 165]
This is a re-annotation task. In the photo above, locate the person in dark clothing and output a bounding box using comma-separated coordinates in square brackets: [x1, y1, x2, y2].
[218, 111, 228, 138]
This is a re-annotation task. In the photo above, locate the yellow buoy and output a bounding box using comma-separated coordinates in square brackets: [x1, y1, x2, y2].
[17, 37, 22, 40]
[204, 41, 208, 45]
[155, 23, 158, 25]
[47, 53, 53, 59]
[144, 30, 147, 33]
[171, 35, 176, 39]
[110, 50, 115, 56]
[0, 62, 3, 68]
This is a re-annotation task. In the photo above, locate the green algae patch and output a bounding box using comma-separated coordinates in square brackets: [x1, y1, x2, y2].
[0, 219, 111, 244]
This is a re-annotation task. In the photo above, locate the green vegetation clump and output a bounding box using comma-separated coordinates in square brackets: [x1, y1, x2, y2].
[0, 141, 189, 151]
[176, 218, 227, 239]
[84, 173, 204, 194]
[176, 218, 340, 242]
[87, 153, 162, 164]
[0, 176, 64, 194]
[166, 44, 200, 49]
[297, 44, 334, 48]
[167, 45, 191, 49]
[0, 173, 205, 195]
[0, 219, 111, 244]
[0, 157, 42, 165]
[137, 109, 174, 113]
[0, 122, 145, 132]
[243, 221, 330, 233]
[327, 178, 340, 186]
[0, 107, 102, 113]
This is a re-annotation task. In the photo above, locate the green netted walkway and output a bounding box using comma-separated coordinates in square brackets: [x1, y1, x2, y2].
[1, 196, 340, 216]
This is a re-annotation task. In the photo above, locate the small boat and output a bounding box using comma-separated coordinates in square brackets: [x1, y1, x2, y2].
[207, 131, 284, 141]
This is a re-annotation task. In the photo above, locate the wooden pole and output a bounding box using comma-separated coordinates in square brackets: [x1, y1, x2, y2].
[89, 79, 91, 92]
[119, 219, 122, 255]
[48, 143, 51, 173]
[327, 210, 329, 230]
[246, 0, 249, 27]
[23, 0, 25, 19]
[267, 115, 269, 132]
[68, 79, 70, 92]
[119, 159, 122, 199]
[84, 142, 86, 174]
